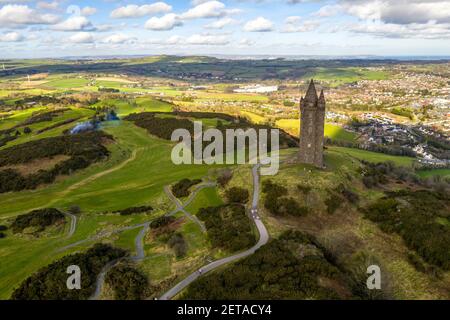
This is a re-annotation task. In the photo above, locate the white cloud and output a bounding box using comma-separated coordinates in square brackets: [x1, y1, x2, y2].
[36, 1, 59, 11]
[52, 16, 94, 31]
[102, 33, 135, 44]
[351, 21, 450, 39]
[339, 0, 450, 39]
[110, 2, 172, 19]
[313, 4, 340, 17]
[204, 17, 236, 29]
[81, 6, 97, 16]
[146, 33, 230, 45]
[181, 1, 226, 20]
[0, 4, 59, 27]
[282, 16, 319, 33]
[0, 31, 24, 42]
[340, 0, 450, 25]
[243, 17, 274, 32]
[145, 13, 183, 30]
[191, 0, 210, 5]
[238, 38, 254, 47]
[68, 32, 94, 43]
[186, 34, 229, 45]
[285, 16, 301, 24]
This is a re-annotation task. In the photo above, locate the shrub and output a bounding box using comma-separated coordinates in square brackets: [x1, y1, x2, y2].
[10, 208, 65, 233]
[113, 206, 153, 216]
[68, 205, 81, 215]
[167, 233, 188, 258]
[217, 169, 233, 187]
[11, 244, 127, 300]
[297, 184, 312, 194]
[150, 216, 175, 229]
[262, 180, 306, 216]
[183, 230, 349, 300]
[171, 179, 202, 198]
[198, 205, 256, 252]
[105, 264, 148, 300]
[325, 193, 342, 215]
[364, 191, 450, 270]
[0, 131, 111, 193]
[225, 187, 249, 204]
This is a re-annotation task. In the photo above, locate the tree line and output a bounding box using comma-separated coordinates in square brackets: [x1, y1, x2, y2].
[0, 131, 111, 193]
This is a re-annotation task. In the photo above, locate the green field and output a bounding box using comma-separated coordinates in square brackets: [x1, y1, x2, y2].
[276, 119, 357, 142]
[184, 187, 224, 215]
[241, 111, 266, 124]
[0, 107, 95, 149]
[42, 77, 90, 89]
[417, 168, 450, 179]
[0, 120, 223, 298]
[305, 67, 390, 87]
[329, 146, 416, 167]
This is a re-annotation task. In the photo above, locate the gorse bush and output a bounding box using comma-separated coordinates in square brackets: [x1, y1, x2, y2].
[11, 208, 65, 234]
[11, 244, 127, 300]
[183, 230, 349, 300]
[198, 204, 256, 252]
[171, 178, 202, 198]
[105, 264, 148, 300]
[113, 206, 153, 216]
[262, 180, 308, 217]
[150, 216, 176, 229]
[364, 190, 450, 270]
[225, 187, 249, 204]
[167, 233, 188, 258]
[125, 113, 194, 141]
[0, 131, 111, 193]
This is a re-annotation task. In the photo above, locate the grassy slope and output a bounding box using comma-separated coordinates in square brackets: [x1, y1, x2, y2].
[184, 187, 224, 215]
[0, 121, 220, 298]
[259, 148, 448, 299]
[416, 168, 450, 179]
[329, 146, 415, 167]
[1, 108, 95, 149]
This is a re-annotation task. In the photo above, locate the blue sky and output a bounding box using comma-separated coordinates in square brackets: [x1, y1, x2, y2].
[1, 0, 450, 58]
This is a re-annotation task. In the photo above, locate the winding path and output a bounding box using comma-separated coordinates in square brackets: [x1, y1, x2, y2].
[88, 182, 216, 300]
[159, 165, 269, 300]
[164, 185, 210, 233]
[63, 212, 77, 238]
[56, 148, 141, 200]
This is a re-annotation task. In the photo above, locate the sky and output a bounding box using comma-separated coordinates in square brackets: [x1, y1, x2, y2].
[1, 0, 450, 58]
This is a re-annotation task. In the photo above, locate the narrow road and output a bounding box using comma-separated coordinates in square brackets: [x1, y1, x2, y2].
[159, 165, 269, 300]
[16, 147, 142, 217]
[88, 183, 214, 300]
[164, 185, 210, 233]
[59, 148, 141, 197]
[90, 222, 150, 300]
[63, 212, 77, 238]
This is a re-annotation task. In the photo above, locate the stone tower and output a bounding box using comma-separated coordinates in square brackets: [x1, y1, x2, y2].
[299, 80, 325, 168]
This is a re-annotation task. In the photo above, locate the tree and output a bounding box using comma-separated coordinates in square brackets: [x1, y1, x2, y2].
[68, 205, 81, 215]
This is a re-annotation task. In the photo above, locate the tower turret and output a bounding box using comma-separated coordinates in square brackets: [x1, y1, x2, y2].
[298, 80, 326, 168]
